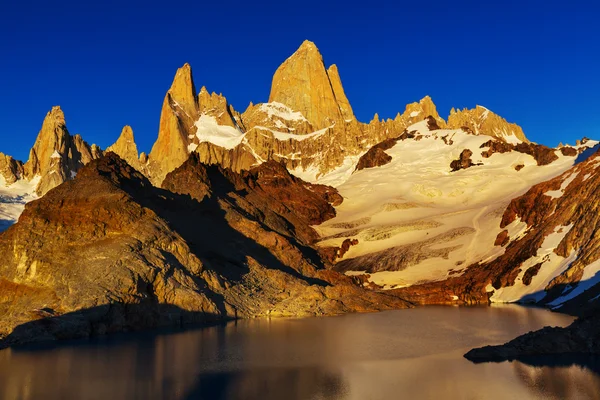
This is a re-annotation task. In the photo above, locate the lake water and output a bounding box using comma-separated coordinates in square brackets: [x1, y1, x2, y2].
[0, 305, 598, 400]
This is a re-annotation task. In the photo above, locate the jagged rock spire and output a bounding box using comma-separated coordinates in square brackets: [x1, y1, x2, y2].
[148, 64, 199, 185]
[268, 40, 352, 129]
[22, 106, 99, 195]
[107, 125, 141, 169]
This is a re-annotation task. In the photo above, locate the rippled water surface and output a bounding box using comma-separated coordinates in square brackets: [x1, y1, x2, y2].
[1, 305, 598, 399]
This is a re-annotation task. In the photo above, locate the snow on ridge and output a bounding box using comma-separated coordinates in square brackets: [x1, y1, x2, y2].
[548, 259, 600, 307]
[0, 175, 41, 232]
[490, 223, 575, 304]
[259, 102, 307, 122]
[544, 171, 579, 199]
[252, 125, 331, 142]
[51, 150, 62, 159]
[193, 114, 246, 150]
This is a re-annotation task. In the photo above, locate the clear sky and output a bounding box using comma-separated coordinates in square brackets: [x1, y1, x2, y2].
[1, 0, 598, 161]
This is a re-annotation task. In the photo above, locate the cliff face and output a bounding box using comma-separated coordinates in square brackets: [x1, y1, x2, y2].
[18, 106, 100, 196]
[0, 153, 410, 347]
[268, 40, 345, 129]
[106, 125, 144, 171]
[147, 64, 199, 185]
[135, 41, 531, 189]
[0, 153, 24, 185]
[447, 105, 528, 143]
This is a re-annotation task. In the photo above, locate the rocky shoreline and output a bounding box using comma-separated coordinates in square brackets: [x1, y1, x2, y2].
[465, 312, 600, 362]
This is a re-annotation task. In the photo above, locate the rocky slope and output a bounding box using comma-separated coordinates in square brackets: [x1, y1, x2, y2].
[0, 153, 410, 348]
[317, 118, 590, 289]
[391, 144, 600, 310]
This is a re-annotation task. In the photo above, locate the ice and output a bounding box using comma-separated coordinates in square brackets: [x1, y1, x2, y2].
[544, 171, 579, 199]
[490, 224, 575, 303]
[194, 114, 245, 149]
[547, 259, 600, 306]
[0, 175, 40, 232]
[259, 102, 307, 122]
[316, 121, 579, 288]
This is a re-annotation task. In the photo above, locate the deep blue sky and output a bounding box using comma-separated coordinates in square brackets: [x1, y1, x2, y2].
[1, 0, 598, 161]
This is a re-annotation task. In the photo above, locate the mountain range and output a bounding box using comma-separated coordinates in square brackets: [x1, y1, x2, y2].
[1, 40, 599, 351]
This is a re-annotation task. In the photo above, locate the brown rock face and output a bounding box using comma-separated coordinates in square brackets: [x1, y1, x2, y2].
[327, 64, 355, 121]
[0, 153, 410, 347]
[148, 64, 198, 185]
[399, 96, 446, 128]
[480, 139, 561, 166]
[465, 313, 600, 362]
[268, 40, 345, 129]
[22, 106, 100, 195]
[106, 125, 143, 171]
[355, 138, 397, 171]
[448, 105, 528, 143]
[450, 149, 477, 171]
[0, 153, 24, 185]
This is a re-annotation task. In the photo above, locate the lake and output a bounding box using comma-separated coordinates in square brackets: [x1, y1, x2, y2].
[1, 305, 598, 399]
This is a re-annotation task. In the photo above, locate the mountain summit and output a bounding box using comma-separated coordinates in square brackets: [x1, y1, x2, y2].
[269, 40, 353, 129]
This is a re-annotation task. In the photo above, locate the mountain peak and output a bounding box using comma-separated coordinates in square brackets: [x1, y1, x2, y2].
[22, 107, 99, 195]
[447, 105, 528, 143]
[107, 125, 140, 169]
[45, 105, 66, 126]
[327, 64, 354, 120]
[298, 39, 319, 52]
[168, 63, 198, 114]
[268, 41, 347, 128]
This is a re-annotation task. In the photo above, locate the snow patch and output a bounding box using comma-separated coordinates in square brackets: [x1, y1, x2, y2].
[51, 150, 62, 159]
[490, 224, 575, 303]
[194, 114, 245, 150]
[187, 143, 198, 152]
[544, 171, 579, 199]
[548, 259, 600, 306]
[0, 175, 41, 232]
[259, 102, 307, 122]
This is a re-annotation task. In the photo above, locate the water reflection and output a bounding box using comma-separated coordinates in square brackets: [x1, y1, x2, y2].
[0, 305, 598, 400]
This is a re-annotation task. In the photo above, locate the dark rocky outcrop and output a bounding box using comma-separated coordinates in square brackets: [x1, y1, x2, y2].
[465, 313, 600, 362]
[0, 153, 411, 348]
[355, 138, 397, 171]
[480, 139, 563, 166]
[450, 149, 477, 171]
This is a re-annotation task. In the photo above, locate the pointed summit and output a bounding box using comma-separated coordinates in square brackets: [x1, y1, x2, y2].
[148, 64, 201, 185]
[168, 63, 198, 117]
[23, 106, 99, 195]
[268, 40, 349, 129]
[107, 125, 141, 169]
[447, 105, 528, 143]
[327, 64, 354, 121]
[399, 96, 446, 128]
[24, 106, 70, 178]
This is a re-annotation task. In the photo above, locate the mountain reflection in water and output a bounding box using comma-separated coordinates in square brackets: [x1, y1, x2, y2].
[0, 305, 598, 400]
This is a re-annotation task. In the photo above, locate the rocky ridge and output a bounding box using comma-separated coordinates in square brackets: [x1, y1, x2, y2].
[0, 153, 410, 348]
[1, 106, 101, 196]
[465, 312, 600, 362]
[106, 125, 145, 172]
